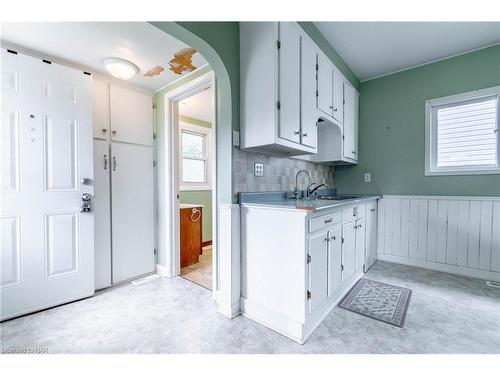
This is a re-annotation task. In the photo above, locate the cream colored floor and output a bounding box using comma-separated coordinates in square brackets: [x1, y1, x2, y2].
[181, 245, 212, 290]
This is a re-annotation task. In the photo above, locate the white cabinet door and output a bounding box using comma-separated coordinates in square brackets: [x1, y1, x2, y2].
[109, 85, 153, 146]
[317, 51, 333, 118]
[308, 230, 329, 314]
[300, 34, 318, 150]
[342, 222, 356, 282]
[1, 49, 94, 320]
[92, 78, 109, 140]
[111, 142, 155, 283]
[278, 22, 301, 144]
[343, 82, 359, 161]
[93, 139, 111, 290]
[332, 70, 344, 124]
[355, 217, 366, 272]
[365, 201, 377, 271]
[327, 226, 342, 296]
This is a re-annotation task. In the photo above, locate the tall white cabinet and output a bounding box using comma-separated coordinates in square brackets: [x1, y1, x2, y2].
[92, 79, 155, 289]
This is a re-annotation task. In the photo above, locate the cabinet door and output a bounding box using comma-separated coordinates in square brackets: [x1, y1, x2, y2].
[111, 142, 155, 283]
[343, 82, 359, 161]
[308, 230, 329, 314]
[332, 70, 344, 124]
[327, 226, 342, 296]
[355, 217, 366, 272]
[92, 79, 110, 140]
[365, 202, 377, 271]
[278, 22, 301, 144]
[109, 85, 153, 146]
[93, 139, 112, 290]
[317, 51, 333, 118]
[342, 222, 356, 282]
[300, 34, 318, 150]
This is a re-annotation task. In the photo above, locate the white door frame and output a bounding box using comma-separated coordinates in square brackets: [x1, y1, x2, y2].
[163, 71, 218, 297]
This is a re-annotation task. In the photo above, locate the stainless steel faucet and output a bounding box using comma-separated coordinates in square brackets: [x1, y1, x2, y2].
[294, 170, 311, 199]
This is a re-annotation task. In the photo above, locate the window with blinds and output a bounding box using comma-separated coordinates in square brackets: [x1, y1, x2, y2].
[426, 88, 500, 176]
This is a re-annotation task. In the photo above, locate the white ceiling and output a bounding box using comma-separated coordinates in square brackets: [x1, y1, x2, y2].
[179, 87, 213, 123]
[314, 22, 500, 81]
[0, 22, 208, 91]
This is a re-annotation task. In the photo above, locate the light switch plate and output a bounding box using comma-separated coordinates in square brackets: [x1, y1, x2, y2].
[364, 173, 371, 182]
[254, 163, 264, 177]
[232, 130, 240, 147]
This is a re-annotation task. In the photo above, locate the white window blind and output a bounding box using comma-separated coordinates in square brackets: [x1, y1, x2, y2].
[436, 97, 497, 168]
[426, 87, 500, 176]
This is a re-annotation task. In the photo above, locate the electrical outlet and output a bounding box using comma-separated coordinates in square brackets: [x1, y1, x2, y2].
[364, 173, 371, 182]
[254, 163, 264, 177]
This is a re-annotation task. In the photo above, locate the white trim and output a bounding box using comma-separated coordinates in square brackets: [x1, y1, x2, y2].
[154, 63, 210, 94]
[382, 194, 500, 201]
[425, 86, 500, 176]
[155, 263, 170, 277]
[179, 121, 213, 191]
[360, 42, 500, 83]
[378, 254, 500, 283]
[163, 71, 218, 300]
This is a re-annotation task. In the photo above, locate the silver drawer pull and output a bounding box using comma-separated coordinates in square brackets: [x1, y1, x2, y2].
[112, 156, 117, 171]
[294, 130, 301, 135]
[370, 208, 376, 212]
[324, 218, 333, 224]
[104, 154, 108, 170]
[302, 133, 308, 138]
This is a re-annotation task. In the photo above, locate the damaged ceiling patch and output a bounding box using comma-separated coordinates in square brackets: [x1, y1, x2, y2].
[169, 47, 197, 75]
[144, 66, 165, 77]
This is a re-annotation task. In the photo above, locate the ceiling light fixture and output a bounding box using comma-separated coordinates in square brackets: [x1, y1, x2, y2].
[102, 58, 138, 80]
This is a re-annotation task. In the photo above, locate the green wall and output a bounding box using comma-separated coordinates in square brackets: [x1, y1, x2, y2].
[335, 45, 500, 196]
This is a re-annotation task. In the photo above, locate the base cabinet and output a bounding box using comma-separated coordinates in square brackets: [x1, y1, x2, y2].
[241, 199, 379, 344]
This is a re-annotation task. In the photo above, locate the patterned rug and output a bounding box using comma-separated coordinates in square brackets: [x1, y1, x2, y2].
[338, 278, 412, 327]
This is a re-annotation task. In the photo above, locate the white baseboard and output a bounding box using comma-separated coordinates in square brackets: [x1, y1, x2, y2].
[377, 253, 500, 282]
[155, 263, 171, 278]
[218, 300, 240, 319]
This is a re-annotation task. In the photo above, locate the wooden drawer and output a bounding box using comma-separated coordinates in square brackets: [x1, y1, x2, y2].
[309, 211, 341, 233]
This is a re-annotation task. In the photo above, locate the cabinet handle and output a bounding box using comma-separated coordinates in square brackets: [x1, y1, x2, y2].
[112, 130, 117, 135]
[302, 133, 308, 138]
[104, 154, 108, 170]
[294, 130, 301, 135]
[370, 208, 376, 212]
[333, 108, 338, 112]
[331, 235, 336, 241]
[324, 218, 333, 224]
[352, 151, 357, 155]
[102, 128, 108, 133]
[112, 156, 117, 171]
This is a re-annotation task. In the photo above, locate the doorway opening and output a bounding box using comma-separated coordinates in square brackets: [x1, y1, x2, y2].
[165, 71, 216, 292]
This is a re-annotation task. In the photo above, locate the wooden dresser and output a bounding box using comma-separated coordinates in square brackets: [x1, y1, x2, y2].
[180, 204, 203, 268]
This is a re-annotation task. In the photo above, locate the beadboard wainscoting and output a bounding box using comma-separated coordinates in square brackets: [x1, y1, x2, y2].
[377, 195, 500, 282]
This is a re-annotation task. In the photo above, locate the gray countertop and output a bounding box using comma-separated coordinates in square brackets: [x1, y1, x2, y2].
[239, 192, 381, 212]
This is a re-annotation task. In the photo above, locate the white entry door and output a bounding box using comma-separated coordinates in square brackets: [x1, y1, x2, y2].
[1, 49, 94, 321]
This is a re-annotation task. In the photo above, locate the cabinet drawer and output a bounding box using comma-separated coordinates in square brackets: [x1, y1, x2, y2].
[309, 211, 341, 233]
[342, 204, 366, 223]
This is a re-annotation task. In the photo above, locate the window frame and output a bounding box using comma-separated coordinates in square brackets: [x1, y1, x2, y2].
[179, 121, 212, 190]
[425, 86, 500, 176]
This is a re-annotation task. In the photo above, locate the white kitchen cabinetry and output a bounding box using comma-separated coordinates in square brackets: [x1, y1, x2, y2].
[301, 33, 319, 149]
[332, 70, 344, 124]
[241, 199, 379, 344]
[343, 82, 359, 162]
[240, 22, 317, 155]
[317, 51, 333, 118]
[92, 78, 110, 140]
[109, 84, 153, 146]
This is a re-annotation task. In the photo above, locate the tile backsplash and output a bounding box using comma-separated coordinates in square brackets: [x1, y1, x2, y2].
[233, 148, 334, 193]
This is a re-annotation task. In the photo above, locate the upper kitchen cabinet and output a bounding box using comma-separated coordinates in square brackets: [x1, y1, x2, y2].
[240, 22, 317, 156]
[109, 84, 154, 146]
[343, 82, 359, 162]
[317, 51, 343, 125]
[93, 78, 110, 140]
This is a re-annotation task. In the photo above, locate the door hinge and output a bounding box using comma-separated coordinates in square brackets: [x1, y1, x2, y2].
[315, 63, 319, 71]
[154, 248, 157, 255]
[153, 133, 157, 140]
[306, 254, 311, 264]
[363, 264, 366, 272]
[7, 49, 17, 55]
[307, 290, 311, 300]
[277, 40, 281, 50]
[153, 160, 157, 167]
[316, 90, 319, 98]
[341, 265, 344, 271]
[342, 135, 345, 140]
[152, 102, 157, 109]
[42, 59, 52, 64]
[341, 237, 344, 244]
[276, 101, 281, 110]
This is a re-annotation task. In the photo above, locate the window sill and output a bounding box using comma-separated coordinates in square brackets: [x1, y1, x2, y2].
[180, 184, 212, 191]
[425, 168, 500, 176]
